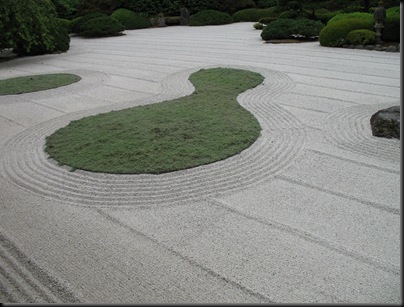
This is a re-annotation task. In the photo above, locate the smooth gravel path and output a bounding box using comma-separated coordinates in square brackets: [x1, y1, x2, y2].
[0, 23, 400, 304]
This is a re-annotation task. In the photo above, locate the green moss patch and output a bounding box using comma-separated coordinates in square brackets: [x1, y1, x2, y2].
[0, 73, 81, 95]
[45, 68, 264, 174]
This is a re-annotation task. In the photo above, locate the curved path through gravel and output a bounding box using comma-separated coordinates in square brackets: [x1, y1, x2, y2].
[0, 23, 400, 303]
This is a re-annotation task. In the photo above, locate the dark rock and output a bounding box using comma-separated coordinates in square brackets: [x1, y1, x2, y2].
[355, 44, 365, 49]
[385, 45, 397, 52]
[365, 45, 374, 50]
[370, 105, 400, 139]
[348, 44, 355, 49]
[180, 7, 190, 26]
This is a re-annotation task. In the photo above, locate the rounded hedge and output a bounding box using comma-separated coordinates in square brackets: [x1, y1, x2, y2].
[79, 16, 125, 37]
[110, 8, 150, 30]
[261, 18, 323, 40]
[232, 8, 278, 22]
[319, 18, 373, 47]
[258, 16, 278, 24]
[189, 10, 233, 26]
[69, 12, 107, 34]
[261, 18, 295, 39]
[327, 12, 372, 25]
[346, 29, 376, 45]
[253, 22, 264, 30]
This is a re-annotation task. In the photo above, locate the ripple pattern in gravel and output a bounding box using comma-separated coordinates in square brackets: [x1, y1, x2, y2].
[325, 102, 400, 163]
[0, 66, 305, 207]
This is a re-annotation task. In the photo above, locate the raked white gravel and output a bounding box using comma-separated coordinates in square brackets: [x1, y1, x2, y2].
[0, 23, 400, 303]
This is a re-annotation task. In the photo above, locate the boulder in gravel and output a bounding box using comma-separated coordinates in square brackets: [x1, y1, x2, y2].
[370, 105, 400, 139]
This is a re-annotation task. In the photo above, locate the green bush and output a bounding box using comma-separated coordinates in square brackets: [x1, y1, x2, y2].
[121, 0, 220, 16]
[256, 0, 276, 9]
[218, 0, 256, 15]
[291, 18, 324, 37]
[383, 8, 400, 41]
[278, 10, 298, 19]
[69, 12, 107, 33]
[253, 22, 264, 29]
[189, 10, 233, 26]
[314, 11, 340, 24]
[258, 16, 278, 24]
[14, 18, 70, 55]
[51, 0, 79, 19]
[79, 16, 125, 37]
[51, 18, 71, 52]
[261, 17, 323, 40]
[346, 29, 376, 45]
[111, 8, 150, 30]
[327, 12, 372, 25]
[232, 7, 278, 22]
[319, 18, 374, 47]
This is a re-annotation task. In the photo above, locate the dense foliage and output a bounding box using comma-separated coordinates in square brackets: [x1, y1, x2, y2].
[79, 16, 125, 37]
[0, 0, 70, 55]
[327, 12, 373, 24]
[189, 10, 234, 26]
[261, 17, 323, 40]
[111, 8, 150, 29]
[232, 7, 278, 22]
[119, 0, 220, 16]
[51, 0, 79, 19]
[69, 12, 108, 33]
[383, 6, 400, 41]
[319, 18, 373, 46]
[345, 29, 376, 45]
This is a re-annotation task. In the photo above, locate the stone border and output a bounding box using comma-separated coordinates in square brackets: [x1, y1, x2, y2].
[341, 43, 400, 52]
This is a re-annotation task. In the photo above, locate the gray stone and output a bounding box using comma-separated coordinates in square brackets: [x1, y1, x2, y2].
[385, 45, 397, 52]
[365, 45, 374, 50]
[151, 15, 166, 27]
[355, 44, 364, 49]
[348, 44, 355, 49]
[180, 7, 190, 26]
[374, 45, 383, 51]
[370, 105, 400, 139]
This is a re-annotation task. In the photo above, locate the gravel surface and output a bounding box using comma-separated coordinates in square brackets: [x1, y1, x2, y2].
[0, 23, 400, 304]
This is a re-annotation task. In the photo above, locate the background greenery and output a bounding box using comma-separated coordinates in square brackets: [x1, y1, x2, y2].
[0, 1, 400, 56]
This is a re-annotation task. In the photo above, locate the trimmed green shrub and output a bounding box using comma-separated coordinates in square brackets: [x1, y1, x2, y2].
[383, 8, 400, 41]
[261, 18, 295, 39]
[232, 7, 278, 22]
[346, 29, 376, 45]
[319, 18, 374, 47]
[189, 10, 233, 26]
[291, 18, 324, 37]
[327, 12, 372, 25]
[261, 17, 323, 40]
[79, 16, 125, 37]
[111, 8, 150, 30]
[69, 12, 107, 33]
[258, 16, 278, 24]
[253, 22, 264, 29]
